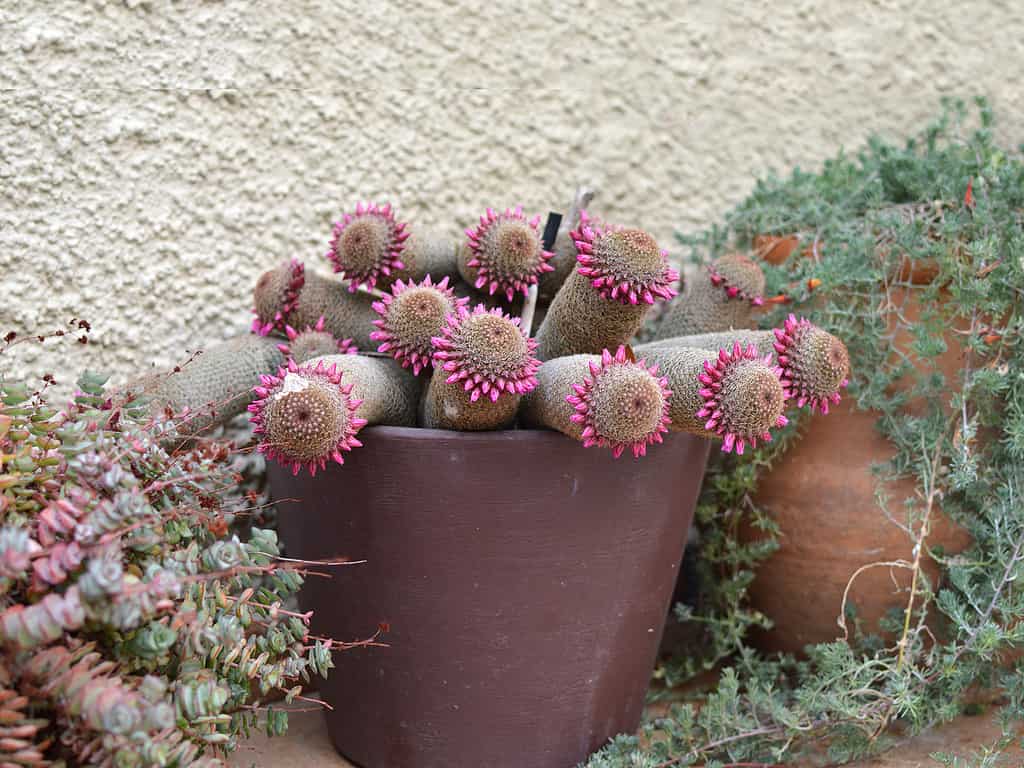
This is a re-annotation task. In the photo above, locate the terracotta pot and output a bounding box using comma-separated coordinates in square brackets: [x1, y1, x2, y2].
[742, 288, 972, 654]
[270, 426, 710, 768]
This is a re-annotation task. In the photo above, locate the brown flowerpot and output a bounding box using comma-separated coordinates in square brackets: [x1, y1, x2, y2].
[742, 287, 972, 654]
[270, 426, 710, 768]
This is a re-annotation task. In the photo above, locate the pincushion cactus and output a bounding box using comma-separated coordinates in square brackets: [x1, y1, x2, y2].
[128, 334, 285, 439]
[370, 275, 470, 375]
[391, 226, 461, 284]
[276, 316, 358, 363]
[326, 201, 409, 291]
[533, 212, 678, 361]
[538, 186, 595, 302]
[638, 315, 851, 414]
[250, 355, 421, 475]
[458, 206, 555, 302]
[522, 346, 672, 458]
[421, 305, 540, 430]
[0, 370, 338, 766]
[637, 343, 789, 454]
[253, 259, 378, 348]
[651, 253, 766, 340]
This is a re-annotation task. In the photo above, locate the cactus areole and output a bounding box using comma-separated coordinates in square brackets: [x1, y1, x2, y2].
[327, 202, 409, 291]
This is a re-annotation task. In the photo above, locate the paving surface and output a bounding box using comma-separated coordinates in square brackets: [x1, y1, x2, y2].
[228, 700, 1022, 768]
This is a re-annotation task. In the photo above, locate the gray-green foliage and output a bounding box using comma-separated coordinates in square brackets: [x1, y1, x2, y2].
[587, 98, 1024, 766]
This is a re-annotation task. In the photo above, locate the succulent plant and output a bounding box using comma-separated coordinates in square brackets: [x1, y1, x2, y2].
[370, 275, 470, 375]
[0, 370, 337, 766]
[392, 226, 461, 284]
[249, 355, 420, 475]
[636, 343, 788, 454]
[253, 260, 378, 349]
[522, 346, 672, 458]
[638, 315, 851, 414]
[651, 253, 766, 339]
[276, 316, 358, 363]
[533, 212, 678, 360]
[326, 201, 409, 291]
[126, 334, 285, 440]
[421, 304, 540, 430]
[458, 206, 555, 302]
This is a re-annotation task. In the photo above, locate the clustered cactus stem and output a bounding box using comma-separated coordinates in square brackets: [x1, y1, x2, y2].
[534, 212, 678, 361]
[421, 305, 540, 430]
[652, 252, 766, 340]
[276, 316, 358, 363]
[637, 315, 850, 414]
[393, 226, 461, 284]
[326, 201, 410, 291]
[249, 355, 420, 474]
[370, 275, 470, 375]
[459, 206, 556, 302]
[253, 260, 378, 349]
[538, 186, 596, 302]
[126, 334, 285, 439]
[636, 343, 788, 454]
[522, 346, 672, 458]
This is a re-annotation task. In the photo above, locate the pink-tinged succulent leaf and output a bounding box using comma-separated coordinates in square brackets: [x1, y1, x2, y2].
[772, 314, 851, 414]
[430, 304, 540, 402]
[566, 345, 672, 459]
[326, 201, 409, 291]
[248, 358, 366, 476]
[694, 341, 787, 455]
[464, 205, 555, 302]
[252, 258, 305, 336]
[571, 210, 678, 306]
[370, 276, 469, 375]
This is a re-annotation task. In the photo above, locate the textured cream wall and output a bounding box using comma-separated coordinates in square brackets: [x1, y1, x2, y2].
[2, 1, 1023, 395]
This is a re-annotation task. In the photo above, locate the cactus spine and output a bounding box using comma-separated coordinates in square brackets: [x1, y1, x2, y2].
[326, 201, 409, 291]
[637, 314, 850, 414]
[652, 253, 765, 339]
[370, 276, 470, 375]
[637, 343, 788, 454]
[249, 354, 420, 475]
[533, 212, 678, 361]
[522, 346, 672, 458]
[458, 206, 555, 302]
[253, 260, 378, 349]
[422, 305, 540, 431]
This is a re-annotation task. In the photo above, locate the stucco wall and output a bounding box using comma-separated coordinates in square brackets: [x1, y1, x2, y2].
[2, 1, 1023, 395]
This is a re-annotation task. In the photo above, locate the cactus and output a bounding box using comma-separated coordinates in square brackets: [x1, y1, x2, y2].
[370, 275, 470, 375]
[522, 346, 672, 458]
[637, 343, 788, 454]
[651, 253, 766, 339]
[533, 212, 678, 361]
[326, 201, 409, 291]
[127, 334, 285, 438]
[392, 226, 461, 283]
[249, 355, 420, 475]
[458, 205, 555, 302]
[422, 304, 540, 430]
[276, 315, 358, 363]
[253, 260, 378, 348]
[637, 315, 850, 414]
